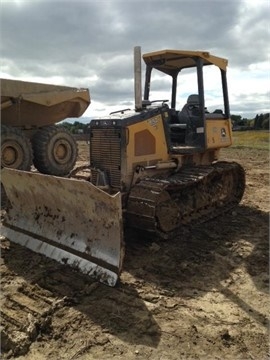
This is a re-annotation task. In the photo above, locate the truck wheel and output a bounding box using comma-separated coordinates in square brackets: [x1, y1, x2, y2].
[1, 125, 32, 170]
[32, 125, 78, 176]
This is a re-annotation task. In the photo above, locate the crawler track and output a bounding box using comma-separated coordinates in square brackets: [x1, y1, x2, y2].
[126, 161, 245, 238]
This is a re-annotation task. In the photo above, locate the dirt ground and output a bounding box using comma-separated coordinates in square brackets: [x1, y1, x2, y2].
[1, 143, 269, 360]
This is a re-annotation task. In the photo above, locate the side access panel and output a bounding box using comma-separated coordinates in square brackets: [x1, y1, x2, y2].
[1, 168, 124, 286]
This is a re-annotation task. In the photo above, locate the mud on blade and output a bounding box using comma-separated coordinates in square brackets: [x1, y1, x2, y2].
[1, 168, 124, 286]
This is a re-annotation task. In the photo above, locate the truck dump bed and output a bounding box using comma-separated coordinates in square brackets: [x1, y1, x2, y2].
[1, 78, 90, 128]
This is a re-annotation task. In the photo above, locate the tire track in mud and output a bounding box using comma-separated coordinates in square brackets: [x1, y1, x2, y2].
[0, 237, 76, 358]
[0, 237, 163, 358]
[1, 277, 57, 357]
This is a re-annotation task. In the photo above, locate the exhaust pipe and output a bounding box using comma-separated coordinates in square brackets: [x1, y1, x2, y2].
[134, 46, 142, 111]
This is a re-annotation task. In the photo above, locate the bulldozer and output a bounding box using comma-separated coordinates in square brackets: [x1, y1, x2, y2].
[1, 47, 245, 287]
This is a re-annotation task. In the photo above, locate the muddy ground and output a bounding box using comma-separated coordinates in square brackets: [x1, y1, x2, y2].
[1, 143, 269, 360]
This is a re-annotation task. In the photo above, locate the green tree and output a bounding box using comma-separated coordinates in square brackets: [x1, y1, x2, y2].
[262, 113, 270, 129]
[231, 114, 242, 126]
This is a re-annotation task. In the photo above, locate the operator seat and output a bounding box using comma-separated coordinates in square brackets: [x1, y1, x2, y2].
[169, 94, 200, 144]
[178, 94, 200, 123]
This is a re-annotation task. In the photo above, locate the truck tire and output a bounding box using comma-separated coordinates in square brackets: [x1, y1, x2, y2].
[1, 125, 32, 170]
[32, 125, 78, 176]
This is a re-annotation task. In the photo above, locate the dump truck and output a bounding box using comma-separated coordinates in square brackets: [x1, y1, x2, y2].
[1, 47, 245, 287]
[1, 78, 90, 175]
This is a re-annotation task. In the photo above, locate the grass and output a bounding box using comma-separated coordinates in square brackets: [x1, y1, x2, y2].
[232, 130, 269, 150]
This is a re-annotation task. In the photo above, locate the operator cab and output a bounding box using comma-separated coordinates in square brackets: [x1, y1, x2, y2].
[142, 50, 231, 153]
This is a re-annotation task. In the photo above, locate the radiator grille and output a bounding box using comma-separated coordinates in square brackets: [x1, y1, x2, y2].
[90, 128, 121, 188]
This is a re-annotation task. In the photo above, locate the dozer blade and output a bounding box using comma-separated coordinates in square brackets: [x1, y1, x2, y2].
[1, 168, 124, 287]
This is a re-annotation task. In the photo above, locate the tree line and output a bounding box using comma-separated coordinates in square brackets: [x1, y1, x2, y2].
[231, 113, 269, 130]
[61, 121, 90, 134]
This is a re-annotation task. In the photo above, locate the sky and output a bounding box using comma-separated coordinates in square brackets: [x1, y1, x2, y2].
[0, 0, 269, 121]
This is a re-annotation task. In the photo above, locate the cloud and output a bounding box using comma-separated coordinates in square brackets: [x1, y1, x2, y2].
[1, 0, 269, 118]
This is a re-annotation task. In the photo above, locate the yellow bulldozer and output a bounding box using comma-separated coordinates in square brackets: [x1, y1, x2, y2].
[1, 47, 245, 287]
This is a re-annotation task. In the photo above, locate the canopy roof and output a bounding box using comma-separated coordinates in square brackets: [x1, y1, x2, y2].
[142, 49, 228, 75]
